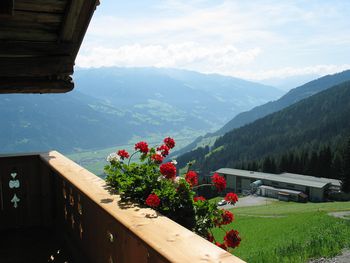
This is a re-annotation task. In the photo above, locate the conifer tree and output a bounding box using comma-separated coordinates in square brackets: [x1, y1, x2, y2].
[341, 137, 350, 193]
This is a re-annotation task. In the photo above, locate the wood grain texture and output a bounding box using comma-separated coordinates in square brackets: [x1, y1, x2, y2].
[0, 77, 73, 93]
[60, 0, 84, 41]
[14, 0, 67, 13]
[0, 41, 73, 56]
[40, 151, 246, 263]
[0, 56, 73, 77]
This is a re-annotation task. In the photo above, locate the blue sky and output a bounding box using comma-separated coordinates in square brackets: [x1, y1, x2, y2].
[77, 0, 350, 83]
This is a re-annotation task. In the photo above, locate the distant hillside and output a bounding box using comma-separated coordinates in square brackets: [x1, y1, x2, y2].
[218, 69, 350, 135]
[177, 80, 350, 174]
[75, 67, 282, 133]
[172, 70, 350, 158]
[0, 67, 281, 154]
[0, 91, 132, 153]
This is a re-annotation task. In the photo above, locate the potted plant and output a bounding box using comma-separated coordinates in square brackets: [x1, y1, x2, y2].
[105, 137, 241, 251]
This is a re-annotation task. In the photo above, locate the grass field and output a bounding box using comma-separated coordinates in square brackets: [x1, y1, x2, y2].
[212, 201, 350, 263]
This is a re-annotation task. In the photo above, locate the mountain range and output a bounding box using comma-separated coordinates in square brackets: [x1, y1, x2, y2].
[172, 70, 350, 158]
[0, 67, 282, 154]
[177, 79, 350, 174]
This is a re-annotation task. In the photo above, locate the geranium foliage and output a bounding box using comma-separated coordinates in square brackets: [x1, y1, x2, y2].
[105, 137, 241, 251]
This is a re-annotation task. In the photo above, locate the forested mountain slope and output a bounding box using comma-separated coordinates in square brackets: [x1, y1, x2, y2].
[172, 70, 350, 158]
[178, 80, 350, 174]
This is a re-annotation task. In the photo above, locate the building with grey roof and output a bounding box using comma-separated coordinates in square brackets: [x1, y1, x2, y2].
[216, 168, 341, 202]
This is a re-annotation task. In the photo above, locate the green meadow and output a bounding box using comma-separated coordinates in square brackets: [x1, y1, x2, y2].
[213, 201, 350, 263]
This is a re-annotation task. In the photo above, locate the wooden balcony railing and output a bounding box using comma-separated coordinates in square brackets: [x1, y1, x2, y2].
[0, 151, 245, 263]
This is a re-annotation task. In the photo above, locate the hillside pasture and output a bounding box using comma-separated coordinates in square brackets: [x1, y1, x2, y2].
[212, 201, 350, 262]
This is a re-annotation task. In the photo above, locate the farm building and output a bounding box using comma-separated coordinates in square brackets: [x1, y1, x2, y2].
[216, 168, 341, 202]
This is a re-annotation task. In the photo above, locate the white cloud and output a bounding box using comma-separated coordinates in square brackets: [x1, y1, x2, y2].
[78, 0, 350, 80]
[77, 43, 261, 70]
[232, 64, 350, 81]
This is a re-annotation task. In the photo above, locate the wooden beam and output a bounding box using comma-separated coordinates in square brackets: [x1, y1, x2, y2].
[0, 76, 74, 93]
[67, 0, 100, 59]
[60, 0, 85, 42]
[0, 56, 74, 77]
[14, 0, 67, 14]
[0, 0, 14, 16]
[0, 41, 74, 56]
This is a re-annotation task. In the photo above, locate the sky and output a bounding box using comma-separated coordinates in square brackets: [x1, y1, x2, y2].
[76, 0, 350, 85]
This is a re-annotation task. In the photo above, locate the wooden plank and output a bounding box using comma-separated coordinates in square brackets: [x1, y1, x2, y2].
[64, 0, 100, 59]
[0, 27, 58, 41]
[14, 0, 67, 13]
[0, 41, 74, 56]
[0, 56, 73, 77]
[0, 0, 14, 15]
[7, 10, 62, 24]
[40, 151, 246, 263]
[0, 77, 74, 93]
[60, 0, 84, 41]
[0, 19, 60, 32]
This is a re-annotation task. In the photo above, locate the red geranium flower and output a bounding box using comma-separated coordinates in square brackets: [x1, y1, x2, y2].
[145, 193, 160, 208]
[225, 192, 238, 204]
[194, 196, 206, 202]
[185, 171, 198, 187]
[215, 242, 227, 251]
[207, 233, 214, 242]
[164, 137, 175, 149]
[117, 149, 130, 159]
[160, 162, 177, 179]
[211, 173, 226, 192]
[224, 230, 241, 248]
[157, 144, 170, 157]
[151, 154, 164, 164]
[221, 210, 234, 225]
[135, 141, 149, 154]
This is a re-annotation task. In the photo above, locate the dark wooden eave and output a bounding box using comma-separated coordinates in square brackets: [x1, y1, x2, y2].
[0, 0, 100, 93]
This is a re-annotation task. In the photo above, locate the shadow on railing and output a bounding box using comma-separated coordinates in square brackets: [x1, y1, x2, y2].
[0, 151, 245, 263]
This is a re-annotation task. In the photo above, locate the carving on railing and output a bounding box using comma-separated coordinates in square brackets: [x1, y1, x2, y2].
[9, 180, 20, 189]
[107, 231, 114, 243]
[77, 194, 83, 215]
[9, 171, 20, 208]
[64, 205, 68, 220]
[69, 187, 74, 207]
[71, 214, 75, 229]
[79, 223, 83, 239]
[62, 187, 67, 200]
[11, 194, 20, 208]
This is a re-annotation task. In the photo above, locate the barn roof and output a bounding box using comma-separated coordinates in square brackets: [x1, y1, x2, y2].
[216, 168, 341, 189]
[0, 0, 100, 93]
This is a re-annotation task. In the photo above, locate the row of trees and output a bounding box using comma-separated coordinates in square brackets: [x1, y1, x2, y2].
[235, 137, 350, 192]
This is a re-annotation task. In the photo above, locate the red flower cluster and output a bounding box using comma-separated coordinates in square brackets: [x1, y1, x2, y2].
[151, 154, 164, 164]
[221, 210, 234, 225]
[160, 162, 177, 179]
[207, 233, 214, 242]
[164, 137, 175, 149]
[135, 141, 149, 154]
[224, 230, 241, 248]
[211, 173, 226, 192]
[194, 196, 206, 202]
[215, 242, 227, 251]
[225, 192, 238, 204]
[117, 149, 129, 159]
[157, 144, 169, 157]
[145, 193, 160, 208]
[185, 171, 198, 187]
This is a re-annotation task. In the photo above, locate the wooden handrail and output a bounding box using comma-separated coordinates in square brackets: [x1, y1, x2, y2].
[40, 151, 245, 263]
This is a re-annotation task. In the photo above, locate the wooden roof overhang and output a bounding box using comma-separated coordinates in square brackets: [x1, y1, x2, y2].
[0, 0, 100, 93]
